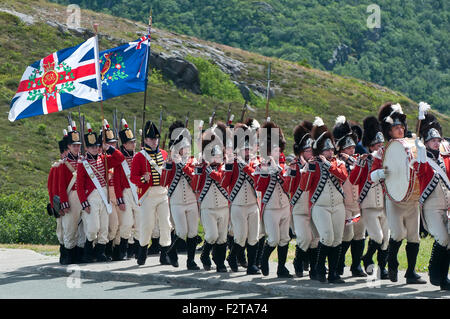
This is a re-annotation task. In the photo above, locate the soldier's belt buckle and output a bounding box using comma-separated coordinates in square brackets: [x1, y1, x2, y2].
[90, 174, 95, 179]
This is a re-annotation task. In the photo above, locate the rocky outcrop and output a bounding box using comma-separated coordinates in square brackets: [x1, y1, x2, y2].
[149, 52, 201, 94]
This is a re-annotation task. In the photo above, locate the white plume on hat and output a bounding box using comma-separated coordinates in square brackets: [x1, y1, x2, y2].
[391, 103, 403, 114]
[418, 101, 431, 120]
[63, 129, 68, 136]
[335, 115, 346, 126]
[313, 117, 325, 127]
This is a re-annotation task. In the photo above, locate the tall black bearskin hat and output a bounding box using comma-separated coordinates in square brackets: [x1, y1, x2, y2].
[350, 121, 363, 142]
[233, 122, 249, 150]
[58, 129, 69, 154]
[293, 120, 313, 156]
[362, 116, 385, 148]
[103, 119, 117, 143]
[378, 102, 407, 141]
[168, 120, 190, 149]
[119, 118, 136, 144]
[244, 118, 261, 131]
[260, 121, 286, 154]
[419, 113, 442, 142]
[84, 123, 98, 147]
[67, 120, 82, 145]
[311, 117, 335, 156]
[144, 120, 160, 139]
[332, 115, 358, 152]
[201, 121, 228, 155]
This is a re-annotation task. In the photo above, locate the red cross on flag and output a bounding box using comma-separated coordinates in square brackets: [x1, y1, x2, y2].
[9, 36, 102, 122]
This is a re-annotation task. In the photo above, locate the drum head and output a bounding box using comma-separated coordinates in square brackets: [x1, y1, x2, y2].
[383, 140, 410, 202]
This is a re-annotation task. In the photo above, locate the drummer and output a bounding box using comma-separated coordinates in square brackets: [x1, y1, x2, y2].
[414, 113, 449, 290]
[369, 102, 426, 284]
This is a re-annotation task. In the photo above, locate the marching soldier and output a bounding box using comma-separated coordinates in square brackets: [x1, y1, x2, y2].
[257, 121, 293, 278]
[370, 102, 426, 284]
[414, 114, 449, 290]
[285, 121, 320, 279]
[332, 116, 367, 277]
[76, 123, 124, 263]
[193, 122, 230, 272]
[222, 123, 261, 275]
[112, 118, 140, 260]
[48, 130, 69, 264]
[300, 117, 348, 283]
[350, 116, 389, 279]
[103, 120, 120, 261]
[57, 122, 83, 264]
[161, 121, 201, 270]
[130, 121, 171, 266]
[244, 118, 266, 268]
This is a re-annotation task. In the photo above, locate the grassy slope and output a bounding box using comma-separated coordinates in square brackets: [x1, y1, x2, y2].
[0, 0, 449, 194]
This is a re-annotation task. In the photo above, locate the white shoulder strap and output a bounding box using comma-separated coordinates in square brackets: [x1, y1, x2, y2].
[427, 157, 450, 188]
[140, 150, 162, 175]
[121, 159, 139, 205]
[81, 159, 113, 214]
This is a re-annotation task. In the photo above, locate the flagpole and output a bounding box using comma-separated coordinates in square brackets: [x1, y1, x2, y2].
[94, 23, 111, 206]
[141, 8, 153, 148]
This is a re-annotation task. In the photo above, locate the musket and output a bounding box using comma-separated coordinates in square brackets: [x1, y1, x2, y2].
[158, 109, 163, 135]
[209, 105, 218, 128]
[133, 116, 137, 139]
[265, 62, 272, 119]
[240, 100, 248, 123]
[141, 9, 153, 147]
[226, 104, 231, 126]
[113, 109, 118, 142]
[185, 111, 190, 128]
[119, 112, 124, 131]
[78, 106, 85, 154]
[81, 115, 86, 155]
[162, 132, 168, 150]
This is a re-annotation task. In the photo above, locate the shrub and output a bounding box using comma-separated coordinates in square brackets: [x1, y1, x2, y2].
[0, 188, 58, 244]
[185, 55, 243, 103]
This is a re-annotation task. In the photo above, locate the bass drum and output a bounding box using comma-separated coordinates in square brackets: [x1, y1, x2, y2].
[382, 138, 420, 202]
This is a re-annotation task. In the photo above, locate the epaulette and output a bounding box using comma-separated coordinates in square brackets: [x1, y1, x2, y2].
[52, 160, 62, 168]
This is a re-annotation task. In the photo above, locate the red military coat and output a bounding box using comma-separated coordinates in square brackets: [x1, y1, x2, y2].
[130, 149, 168, 200]
[299, 158, 348, 209]
[414, 151, 450, 205]
[76, 147, 124, 208]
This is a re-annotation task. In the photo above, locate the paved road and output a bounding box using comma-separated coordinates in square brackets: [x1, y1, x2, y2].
[0, 272, 277, 299]
[0, 248, 448, 299]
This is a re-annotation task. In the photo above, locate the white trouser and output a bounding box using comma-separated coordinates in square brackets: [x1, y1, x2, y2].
[201, 206, 229, 245]
[56, 218, 63, 245]
[61, 190, 82, 249]
[362, 208, 390, 250]
[108, 203, 120, 244]
[170, 201, 199, 239]
[117, 188, 140, 243]
[263, 206, 291, 247]
[342, 207, 365, 241]
[139, 186, 171, 247]
[230, 203, 260, 247]
[292, 203, 319, 251]
[423, 209, 450, 248]
[312, 203, 346, 247]
[81, 188, 109, 245]
[76, 220, 85, 248]
[385, 197, 420, 243]
[151, 213, 160, 238]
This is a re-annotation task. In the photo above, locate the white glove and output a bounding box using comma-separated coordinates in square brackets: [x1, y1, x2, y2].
[370, 169, 386, 182]
[415, 138, 427, 163]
